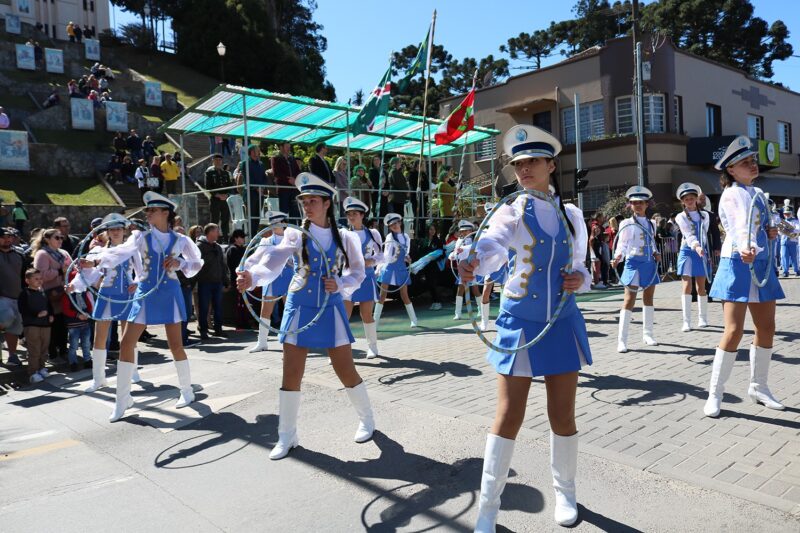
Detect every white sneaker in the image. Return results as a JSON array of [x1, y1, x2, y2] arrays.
[[38, 368, 49, 378], [681, 322, 691, 333], [29, 373, 44, 384], [594, 283, 606, 289], [432, 302, 442, 310], [453, 314, 461, 320]]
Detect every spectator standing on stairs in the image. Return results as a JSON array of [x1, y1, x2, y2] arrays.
[[126, 130, 143, 163], [67, 22, 75, 42], [160, 153, 181, 195], [205, 154, 233, 241], [143, 136, 156, 162], [149, 155, 163, 193]]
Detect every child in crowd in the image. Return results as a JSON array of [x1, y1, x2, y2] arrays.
[[17, 269, 54, 383], [61, 270, 93, 372]]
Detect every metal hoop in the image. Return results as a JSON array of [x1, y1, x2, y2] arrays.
[[463, 188, 574, 355], [69, 219, 167, 305], [64, 260, 133, 321], [239, 222, 332, 336], [611, 217, 660, 291], [746, 191, 776, 288], [449, 231, 481, 288], [376, 238, 412, 294], [241, 235, 290, 304]]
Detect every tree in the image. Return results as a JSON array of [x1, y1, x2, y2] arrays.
[[639, 0, 793, 79], [118, 22, 156, 49], [352, 89, 364, 106], [500, 30, 556, 70]]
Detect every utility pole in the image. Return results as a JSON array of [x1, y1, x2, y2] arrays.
[[632, 0, 649, 187]]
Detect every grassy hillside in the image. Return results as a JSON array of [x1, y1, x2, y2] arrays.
[[0, 175, 116, 206]]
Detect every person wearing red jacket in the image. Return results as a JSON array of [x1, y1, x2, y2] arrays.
[[62, 270, 94, 372]]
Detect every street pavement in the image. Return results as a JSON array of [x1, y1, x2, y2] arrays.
[[1, 278, 799, 532]]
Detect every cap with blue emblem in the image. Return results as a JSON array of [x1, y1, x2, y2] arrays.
[[384, 213, 402, 227], [714, 135, 757, 170], [343, 197, 369, 213], [101, 213, 130, 229], [262, 211, 289, 224], [296, 172, 336, 198], [142, 191, 177, 211], [458, 219, 476, 231], [503, 124, 562, 164], [625, 186, 653, 201], [676, 182, 702, 200]]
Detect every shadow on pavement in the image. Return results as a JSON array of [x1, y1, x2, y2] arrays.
[[578, 372, 743, 407], [357, 355, 482, 386]]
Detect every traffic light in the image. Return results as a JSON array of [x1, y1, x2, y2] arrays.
[[575, 168, 590, 191]]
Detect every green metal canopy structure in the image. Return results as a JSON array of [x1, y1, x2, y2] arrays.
[[158, 84, 499, 157]]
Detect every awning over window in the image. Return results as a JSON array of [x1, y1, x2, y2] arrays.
[[158, 85, 500, 158]]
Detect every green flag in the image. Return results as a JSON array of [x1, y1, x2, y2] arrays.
[[397, 24, 431, 93], [352, 64, 392, 137]]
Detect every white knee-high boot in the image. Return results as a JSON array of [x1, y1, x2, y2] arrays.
[[405, 303, 418, 328], [345, 382, 375, 443], [85, 348, 108, 392], [617, 309, 631, 353], [748, 345, 784, 410], [642, 306, 658, 345], [174, 359, 194, 408], [681, 294, 692, 332], [551, 432, 579, 527], [480, 302, 491, 331], [109, 361, 135, 422], [697, 295, 709, 328], [703, 348, 736, 417], [474, 434, 515, 533], [454, 295, 463, 320], [270, 390, 301, 460], [249, 322, 269, 353], [131, 349, 141, 383], [373, 302, 384, 327], [364, 321, 379, 359]]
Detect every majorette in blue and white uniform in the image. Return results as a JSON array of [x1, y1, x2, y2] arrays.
[[342, 196, 383, 358], [92, 192, 204, 420], [373, 212, 419, 329], [612, 186, 660, 352], [472, 125, 591, 531], [704, 136, 785, 419], [241, 174, 376, 461], [70, 212, 143, 392], [448, 219, 481, 320], [246, 210, 294, 353], [779, 202, 799, 276], [674, 182, 712, 331]]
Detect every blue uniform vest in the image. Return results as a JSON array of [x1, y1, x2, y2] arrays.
[[127, 232, 185, 324], [287, 234, 343, 308]]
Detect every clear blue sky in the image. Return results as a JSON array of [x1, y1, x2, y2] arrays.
[[112, 0, 800, 102]]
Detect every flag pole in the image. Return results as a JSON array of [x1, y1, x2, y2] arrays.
[[375, 53, 393, 220], [456, 70, 478, 188], [345, 99, 351, 177], [415, 10, 436, 231]]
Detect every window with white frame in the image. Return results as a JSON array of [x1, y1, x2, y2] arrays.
[[777, 121, 791, 153], [562, 100, 604, 144], [475, 125, 497, 161], [747, 114, 763, 140], [616, 94, 665, 134], [673, 95, 683, 134]]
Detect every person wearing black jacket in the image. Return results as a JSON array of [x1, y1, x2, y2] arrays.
[[196, 223, 230, 339], [417, 223, 444, 310], [224, 229, 250, 330], [309, 143, 334, 185], [18, 269, 54, 382], [205, 154, 233, 240]]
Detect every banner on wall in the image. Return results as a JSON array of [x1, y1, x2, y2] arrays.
[[85, 39, 100, 61], [16, 0, 31, 15], [5, 15, 21, 34], [144, 81, 162, 107], [0, 130, 30, 171], [45, 48, 64, 74], [105, 101, 128, 132], [15, 44, 35, 70], [71, 98, 95, 130]]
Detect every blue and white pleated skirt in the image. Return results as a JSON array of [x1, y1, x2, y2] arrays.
[[710, 255, 785, 303], [278, 293, 355, 349], [347, 267, 378, 303], [128, 278, 187, 325], [265, 267, 293, 297], [92, 289, 132, 321], [677, 247, 710, 278], [620, 256, 660, 288], [378, 263, 411, 286], [487, 265, 508, 285], [486, 306, 592, 377]]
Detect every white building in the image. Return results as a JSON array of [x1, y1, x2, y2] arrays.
[[2, 0, 110, 40]]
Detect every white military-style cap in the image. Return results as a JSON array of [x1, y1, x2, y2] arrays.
[[296, 172, 336, 198], [384, 213, 402, 227], [714, 135, 757, 170], [676, 182, 702, 200], [101, 213, 130, 229], [142, 191, 177, 211], [458, 219, 476, 231], [343, 197, 369, 213], [625, 185, 653, 201], [503, 124, 562, 164]]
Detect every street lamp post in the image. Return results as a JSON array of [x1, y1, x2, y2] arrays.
[[143, 3, 152, 65], [217, 42, 226, 83]]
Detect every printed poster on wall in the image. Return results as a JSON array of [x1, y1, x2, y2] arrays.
[[71, 98, 95, 130], [5, 15, 21, 34], [105, 101, 128, 132], [45, 48, 64, 74], [15, 44, 35, 70], [144, 81, 162, 107], [0, 130, 30, 171], [16, 0, 31, 15], [85, 39, 101, 61]]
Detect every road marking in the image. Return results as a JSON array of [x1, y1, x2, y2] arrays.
[[0, 439, 80, 462], [0, 430, 57, 444]]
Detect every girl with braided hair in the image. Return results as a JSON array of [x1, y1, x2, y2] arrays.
[[237, 173, 376, 460]]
